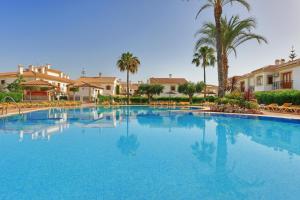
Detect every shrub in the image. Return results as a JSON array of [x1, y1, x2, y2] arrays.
[[98, 95, 112, 103], [225, 91, 243, 101], [0, 92, 23, 102], [255, 90, 300, 105]]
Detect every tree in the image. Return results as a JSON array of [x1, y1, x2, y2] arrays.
[[192, 46, 216, 97], [178, 82, 205, 103], [117, 52, 140, 104], [7, 75, 25, 92], [193, 0, 250, 97], [69, 87, 79, 101], [196, 15, 267, 87], [289, 46, 297, 61], [137, 84, 164, 103]]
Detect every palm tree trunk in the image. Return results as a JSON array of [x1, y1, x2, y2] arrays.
[[222, 51, 229, 90], [203, 63, 207, 98], [214, 1, 225, 97], [127, 70, 129, 105]]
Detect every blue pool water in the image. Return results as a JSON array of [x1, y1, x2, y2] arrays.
[[0, 106, 300, 200]]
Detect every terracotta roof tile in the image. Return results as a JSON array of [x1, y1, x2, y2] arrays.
[[149, 77, 188, 85], [0, 71, 74, 83], [20, 80, 55, 87], [77, 77, 117, 84]]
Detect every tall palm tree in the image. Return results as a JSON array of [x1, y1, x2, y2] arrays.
[[117, 52, 140, 104], [192, 46, 216, 97], [196, 15, 267, 87], [195, 0, 250, 97]]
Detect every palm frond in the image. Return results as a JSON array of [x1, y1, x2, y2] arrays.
[[223, 0, 250, 11]]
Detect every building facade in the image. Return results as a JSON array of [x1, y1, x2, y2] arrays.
[[148, 75, 188, 97], [236, 59, 300, 92], [76, 76, 119, 96], [0, 64, 73, 95]]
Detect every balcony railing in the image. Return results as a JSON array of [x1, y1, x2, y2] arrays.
[[272, 81, 293, 90]]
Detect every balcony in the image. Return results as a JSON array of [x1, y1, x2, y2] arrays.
[[273, 81, 293, 90]]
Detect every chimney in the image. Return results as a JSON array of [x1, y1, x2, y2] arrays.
[[45, 64, 51, 69], [99, 72, 102, 77], [60, 72, 64, 78], [41, 67, 46, 74], [169, 74, 172, 78], [280, 59, 285, 64], [275, 59, 280, 65], [29, 65, 34, 71], [18, 64, 24, 75]]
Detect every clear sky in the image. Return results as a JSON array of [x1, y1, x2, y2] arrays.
[[0, 0, 299, 84]]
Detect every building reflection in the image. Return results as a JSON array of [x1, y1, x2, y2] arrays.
[[0, 107, 300, 160]]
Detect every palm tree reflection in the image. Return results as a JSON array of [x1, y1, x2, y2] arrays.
[[193, 117, 264, 199], [191, 116, 215, 166], [117, 107, 139, 156]]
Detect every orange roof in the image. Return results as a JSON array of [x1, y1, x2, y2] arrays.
[[70, 81, 104, 89], [46, 68, 62, 74], [20, 80, 55, 87], [251, 65, 277, 74], [149, 77, 188, 85], [0, 71, 74, 83], [77, 76, 117, 84]]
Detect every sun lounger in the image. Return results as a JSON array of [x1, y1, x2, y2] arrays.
[[278, 103, 293, 113], [265, 104, 279, 112]]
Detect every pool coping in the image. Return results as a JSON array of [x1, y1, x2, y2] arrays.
[[1, 104, 300, 121]]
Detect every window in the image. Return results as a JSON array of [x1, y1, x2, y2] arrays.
[[171, 85, 176, 91], [240, 81, 245, 92], [267, 76, 273, 85], [106, 85, 111, 90], [256, 76, 263, 86], [1, 80, 5, 85]]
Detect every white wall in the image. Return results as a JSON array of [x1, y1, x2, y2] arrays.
[[75, 87, 103, 101], [159, 84, 181, 97], [293, 66, 300, 90]]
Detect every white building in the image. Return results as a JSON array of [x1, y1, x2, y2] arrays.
[[76, 76, 119, 96], [68, 81, 104, 102], [148, 75, 188, 96], [236, 59, 300, 92], [120, 81, 140, 96], [0, 64, 73, 95]]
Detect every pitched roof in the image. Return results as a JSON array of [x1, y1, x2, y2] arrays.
[[77, 76, 117, 84], [45, 68, 62, 74], [0, 70, 73, 83], [236, 58, 300, 79], [71, 81, 104, 89], [149, 77, 188, 85], [20, 80, 55, 87], [251, 65, 277, 74]]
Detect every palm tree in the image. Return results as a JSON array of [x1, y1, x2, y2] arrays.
[[196, 15, 267, 87], [117, 52, 140, 104], [195, 0, 250, 97], [192, 46, 216, 97]]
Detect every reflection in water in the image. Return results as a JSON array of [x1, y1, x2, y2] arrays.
[[192, 118, 264, 200], [191, 118, 215, 166], [117, 107, 139, 156], [0, 107, 300, 198]]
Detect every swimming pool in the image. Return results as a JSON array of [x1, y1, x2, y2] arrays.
[[0, 106, 300, 200]]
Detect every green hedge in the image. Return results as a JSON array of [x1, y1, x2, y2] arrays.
[[255, 90, 300, 105], [0, 92, 23, 102]]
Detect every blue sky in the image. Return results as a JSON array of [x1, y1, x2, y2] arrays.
[[0, 0, 299, 84]]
